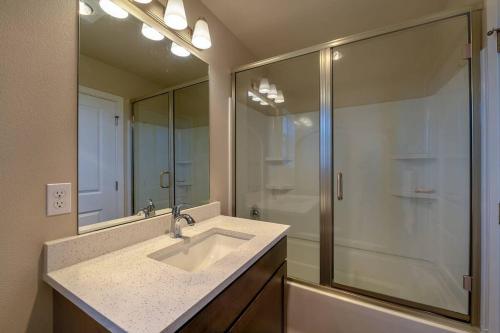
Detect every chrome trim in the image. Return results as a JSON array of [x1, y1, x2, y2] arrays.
[[232, 5, 483, 73], [230, 73, 237, 216], [169, 89, 175, 206], [319, 48, 333, 286], [469, 9, 482, 327]]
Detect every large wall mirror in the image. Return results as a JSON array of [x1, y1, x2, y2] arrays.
[[78, 0, 209, 233]]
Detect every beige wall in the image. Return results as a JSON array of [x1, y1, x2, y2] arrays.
[[0, 1, 253, 332]]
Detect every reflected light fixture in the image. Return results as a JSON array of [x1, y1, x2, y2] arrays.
[[171, 42, 191, 57], [99, 0, 128, 19], [164, 0, 188, 30], [134, 0, 152, 3], [192, 18, 212, 49], [79, 1, 93, 15], [260, 100, 269, 106], [333, 51, 343, 61], [141, 23, 165, 41], [259, 78, 270, 94], [275, 90, 285, 103], [252, 94, 261, 102], [267, 84, 278, 99]]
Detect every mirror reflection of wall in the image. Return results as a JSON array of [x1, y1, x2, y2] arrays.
[[78, 1, 209, 233]]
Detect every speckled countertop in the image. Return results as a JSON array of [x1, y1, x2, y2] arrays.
[[44, 215, 289, 333]]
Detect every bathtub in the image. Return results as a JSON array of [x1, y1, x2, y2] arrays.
[[286, 281, 475, 333]]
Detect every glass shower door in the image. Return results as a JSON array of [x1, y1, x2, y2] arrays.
[[331, 16, 471, 317], [173, 81, 210, 206], [235, 52, 321, 283], [133, 93, 171, 212]]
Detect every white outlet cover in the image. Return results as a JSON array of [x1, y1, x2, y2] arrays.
[[47, 183, 71, 216]]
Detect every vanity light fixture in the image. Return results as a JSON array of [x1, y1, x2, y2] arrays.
[[134, 0, 152, 3], [141, 23, 165, 41], [259, 78, 270, 94], [164, 0, 188, 30], [275, 90, 285, 103], [192, 18, 212, 49], [171, 42, 191, 57], [99, 0, 128, 19], [79, 1, 94, 15], [267, 84, 278, 99]]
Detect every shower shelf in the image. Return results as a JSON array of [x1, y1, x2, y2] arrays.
[[176, 160, 192, 164], [265, 184, 294, 191], [391, 192, 437, 200], [265, 157, 292, 163], [391, 154, 435, 160]]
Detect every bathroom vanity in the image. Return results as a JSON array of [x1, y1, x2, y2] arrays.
[[44, 203, 288, 333]]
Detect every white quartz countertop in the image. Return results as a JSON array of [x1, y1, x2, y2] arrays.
[[44, 215, 289, 333]]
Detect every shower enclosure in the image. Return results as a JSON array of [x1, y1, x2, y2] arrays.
[[132, 80, 210, 213], [233, 8, 481, 323]]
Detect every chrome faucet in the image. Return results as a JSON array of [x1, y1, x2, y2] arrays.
[[142, 199, 156, 218], [170, 205, 196, 238]]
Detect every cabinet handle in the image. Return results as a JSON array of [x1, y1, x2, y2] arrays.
[[337, 172, 343, 201]]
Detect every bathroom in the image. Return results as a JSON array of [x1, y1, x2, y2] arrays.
[[1, 0, 499, 332]]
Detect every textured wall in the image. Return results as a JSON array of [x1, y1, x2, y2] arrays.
[[0, 1, 78, 331], [0, 0, 253, 332]]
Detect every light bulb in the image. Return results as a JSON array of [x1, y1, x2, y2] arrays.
[[141, 23, 164, 41], [99, 0, 128, 19], [260, 100, 269, 106], [267, 84, 278, 99], [192, 18, 212, 49], [259, 78, 270, 94], [134, 0, 152, 3], [333, 51, 343, 61], [79, 1, 93, 15], [164, 0, 188, 30], [275, 90, 285, 103], [171, 42, 190, 57], [251, 95, 261, 102]]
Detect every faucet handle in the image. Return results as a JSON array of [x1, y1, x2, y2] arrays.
[[172, 204, 193, 216], [172, 205, 182, 216]]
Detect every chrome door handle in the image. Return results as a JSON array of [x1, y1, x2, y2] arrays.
[[160, 170, 170, 188], [337, 172, 343, 200]]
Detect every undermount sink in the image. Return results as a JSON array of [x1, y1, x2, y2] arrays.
[[149, 229, 254, 272]]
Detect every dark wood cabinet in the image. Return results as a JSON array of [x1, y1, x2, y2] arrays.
[[54, 237, 287, 333], [229, 264, 286, 333]]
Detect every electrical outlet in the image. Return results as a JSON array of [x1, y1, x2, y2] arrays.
[[47, 183, 71, 216]]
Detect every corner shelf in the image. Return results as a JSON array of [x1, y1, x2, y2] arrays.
[[391, 154, 435, 160], [265, 184, 294, 191], [391, 192, 437, 200], [265, 157, 292, 163], [176, 183, 192, 187]]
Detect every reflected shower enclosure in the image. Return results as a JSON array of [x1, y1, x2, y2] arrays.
[[234, 13, 478, 322]]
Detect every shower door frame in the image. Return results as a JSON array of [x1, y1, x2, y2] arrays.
[[232, 5, 482, 325]]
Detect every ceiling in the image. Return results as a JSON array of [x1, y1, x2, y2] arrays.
[[201, 0, 480, 59], [80, 0, 207, 89]]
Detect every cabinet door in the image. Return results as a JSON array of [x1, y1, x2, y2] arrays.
[[229, 264, 286, 333]]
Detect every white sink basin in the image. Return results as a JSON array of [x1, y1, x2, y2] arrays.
[[149, 229, 254, 272]]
